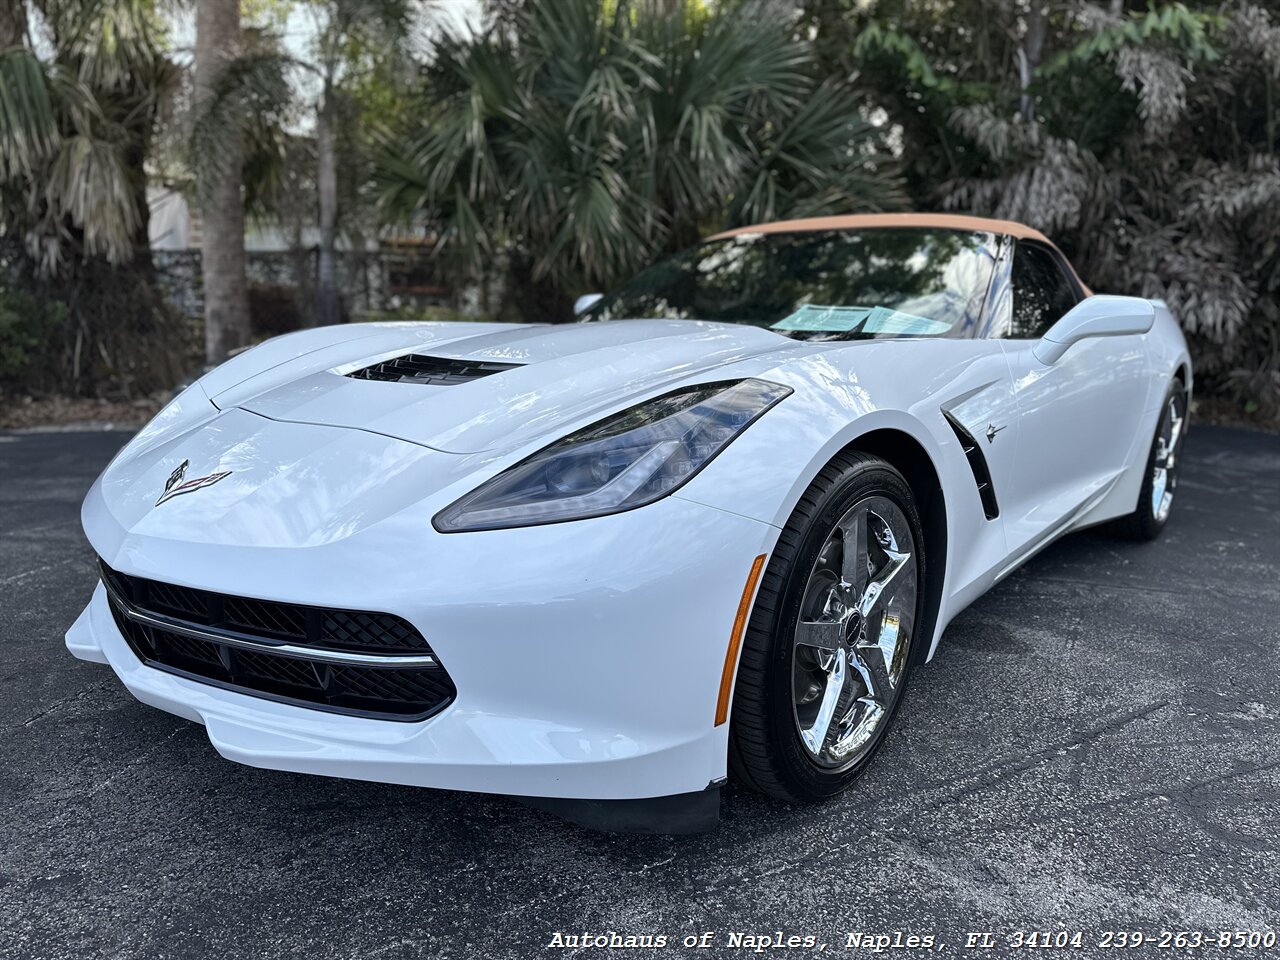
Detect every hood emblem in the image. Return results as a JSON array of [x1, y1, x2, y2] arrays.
[[156, 459, 232, 506], [985, 423, 1006, 444]]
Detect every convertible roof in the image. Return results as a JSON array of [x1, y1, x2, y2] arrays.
[[710, 213, 1059, 243], [708, 213, 1090, 293]]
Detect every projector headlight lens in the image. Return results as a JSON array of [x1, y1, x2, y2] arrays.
[[433, 379, 791, 532]]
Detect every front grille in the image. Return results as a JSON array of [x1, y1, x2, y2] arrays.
[[346, 354, 521, 385], [223, 595, 309, 639], [100, 563, 429, 653], [100, 561, 454, 721]]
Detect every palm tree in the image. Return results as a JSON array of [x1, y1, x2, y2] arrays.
[[374, 0, 904, 322], [196, 0, 251, 364], [0, 0, 182, 396], [192, 0, 413, 328], [1, 0, 164, 271]]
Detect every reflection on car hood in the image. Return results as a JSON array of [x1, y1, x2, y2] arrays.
[[217, 319, 797, 454]]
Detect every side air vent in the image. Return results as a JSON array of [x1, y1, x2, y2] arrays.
[[942, 412, 1000, 520], [347, 354, 522, 385]]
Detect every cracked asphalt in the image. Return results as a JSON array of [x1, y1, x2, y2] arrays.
[[1, 425, 1278, 959]]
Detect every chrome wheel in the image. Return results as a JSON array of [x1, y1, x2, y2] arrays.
[[791, 496, 918, 769], [1151, 393, 1185, 523]]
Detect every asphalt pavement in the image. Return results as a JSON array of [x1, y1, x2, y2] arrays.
[[1, 426, 1278, 959]]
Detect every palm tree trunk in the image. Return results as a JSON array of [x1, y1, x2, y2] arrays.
[[1017, 3, 1047, 122], [315, 79, 341, 326], [289, 216, 313, 326], [196, 0, 251, 364]]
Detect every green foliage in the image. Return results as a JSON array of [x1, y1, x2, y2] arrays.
[[376, 0, 903, 319], [0, 50, 59, 180], [0, 0, 184, 398], [852, 23, 943, 90], [0, 0, 173, 273], [808, 0, 1280, 418], [1042, 3, 1223, 73], [241, 0, 294, 33], [0, 281, 66, 385]]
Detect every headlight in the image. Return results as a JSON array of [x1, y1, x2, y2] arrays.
[[433, 378, 791, 532]]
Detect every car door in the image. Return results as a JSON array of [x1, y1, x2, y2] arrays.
[[993, 241, 1152, 559]]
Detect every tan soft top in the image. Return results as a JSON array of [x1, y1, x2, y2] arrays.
[[709, 213, 1057, 243], [708, 213, 1088, 293]]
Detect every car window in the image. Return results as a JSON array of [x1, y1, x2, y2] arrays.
[[1009, 242, 1078, 338], [582, 228, 999, 341]]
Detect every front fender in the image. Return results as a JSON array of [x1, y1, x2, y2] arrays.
[[675, 338, 1019, 659], [675, 404, 948, 531]]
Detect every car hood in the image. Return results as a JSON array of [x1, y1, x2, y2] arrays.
[[93, 408, 464, 549], [217, 319, 795, 454]]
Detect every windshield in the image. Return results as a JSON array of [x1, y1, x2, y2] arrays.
[[583, 227, 998, 341]]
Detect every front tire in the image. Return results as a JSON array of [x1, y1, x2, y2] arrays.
[[728, 452, 926, 802]]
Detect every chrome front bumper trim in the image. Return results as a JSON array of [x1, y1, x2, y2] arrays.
[[103, 581, 440, 669]]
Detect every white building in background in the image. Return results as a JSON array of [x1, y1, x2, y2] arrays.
[[148, 186, 194, 251]]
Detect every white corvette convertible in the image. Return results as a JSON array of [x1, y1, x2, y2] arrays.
[[67, 214, 1190, 831]]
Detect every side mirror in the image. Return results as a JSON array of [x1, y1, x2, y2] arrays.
[[1033, 295, 1155, 365], [574, 293, 603, 316]]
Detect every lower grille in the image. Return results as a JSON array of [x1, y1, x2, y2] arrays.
[[101, 562, 454, 721]]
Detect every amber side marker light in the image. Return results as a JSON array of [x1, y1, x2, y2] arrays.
[[715, 553, 768, 727]]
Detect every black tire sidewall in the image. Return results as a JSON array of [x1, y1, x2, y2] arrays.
[[1132, 378, 1187, 539], [759, 459, 926, 801]]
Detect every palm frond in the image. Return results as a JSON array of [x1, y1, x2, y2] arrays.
[[53, 0, 166, 93], [375, 0, 904, 299], [730, 81, 904, 226], [189, 48, 295, 203], [0, 50, 59, 180], [45, 130, 140, 262]]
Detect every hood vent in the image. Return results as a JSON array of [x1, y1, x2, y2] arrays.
[[347, 354, 522, 386]]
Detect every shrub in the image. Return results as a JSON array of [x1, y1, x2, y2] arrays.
[[0, 283, 66, 391]]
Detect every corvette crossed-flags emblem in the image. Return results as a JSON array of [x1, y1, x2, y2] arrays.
[[155, 459, 232, 507]]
